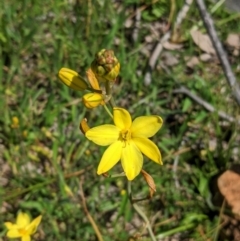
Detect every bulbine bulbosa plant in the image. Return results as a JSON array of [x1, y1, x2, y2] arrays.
[[58, 49, 163, 240]]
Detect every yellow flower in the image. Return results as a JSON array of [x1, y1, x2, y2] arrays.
[[58, 68, 88, 91], [11, 116, 19, 129], [4, 212, 42, 241], [85, 107, 163, 180]]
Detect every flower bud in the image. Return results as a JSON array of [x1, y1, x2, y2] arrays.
[[86, 68, 100, 90], [58, 68, 88, 91], [82, 93, 104, 109], [91, 49, 120, 82]]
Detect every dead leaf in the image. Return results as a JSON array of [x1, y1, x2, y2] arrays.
[[163, 41, 183, 50], [186, 56, 199, 68], [161, 52, 179, 67], [200, 53, 212, 62], [190, 29, 216, 55], [233, 49, 239, 56], [218, 170, 240, 215], [226, 33, 240, 49]]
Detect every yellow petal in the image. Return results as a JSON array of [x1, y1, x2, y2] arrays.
[[4, 222, 15, 229], [86, 68, 100, 90], [86, 125, 120, 146], [82, 93, 104, 109], [25, 215, 42, 235], [16, 212, 30, 227], [133, 137, 162, 164], [6, 229, 21, 238], [121, 141, 143, 180], [131, 116, 163, 138], [22, 235, 31, 241], [97, 141, 122, 174], [58, 68, 88, 91], [113, 108, 132, 130]]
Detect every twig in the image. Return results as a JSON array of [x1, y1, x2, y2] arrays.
[[79, 179, 104, 241], [132, 6, 141, 43], [173, 86, 240, 125], [144, 0, 193, 85], [173, 154, 180, 189], [196, 0, 240, 106], [173, 138, 187, 189]]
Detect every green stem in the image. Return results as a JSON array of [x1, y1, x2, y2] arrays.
[[3, 166, 92, 201], [108, 172, 126, 178], [103, 104, 113, 119], [127, 181, 157, 241], [4, 178, 55, 201], [109, 97, 116, 108], [105, 80, 116, 108], [156, 223, 195, 238], [105, 81, 111, 95]]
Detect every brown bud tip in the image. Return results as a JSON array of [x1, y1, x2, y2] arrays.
[[141, 169, 156, 198], [79, 118, 90, 135]]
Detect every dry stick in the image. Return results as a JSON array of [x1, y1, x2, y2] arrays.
[[79, 180, 104, 241], [196, 0, 240, 106], [173, 155, 180, 189], [132, 6, 141, 43], [144, 0, 193, 85], [173, 86, 240, 125]]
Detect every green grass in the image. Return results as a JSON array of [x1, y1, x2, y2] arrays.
[[1, 0, 240, 240]]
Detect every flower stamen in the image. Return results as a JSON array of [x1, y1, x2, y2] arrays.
[[120, 129, 131, 146]]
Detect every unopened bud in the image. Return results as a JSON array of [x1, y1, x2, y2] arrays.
[[91, 49, 120, 82], [82, 93, 104, 109], [58, 68, 88, 91], [86, 68, 100, 90]]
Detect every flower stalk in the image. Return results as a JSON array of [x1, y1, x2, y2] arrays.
[[127, 181, 157, 241]]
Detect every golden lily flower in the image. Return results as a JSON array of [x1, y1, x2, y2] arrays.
[[85, 107, 163, 180], [4, 212, 42, 241], [58, 68, 88, 91]]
